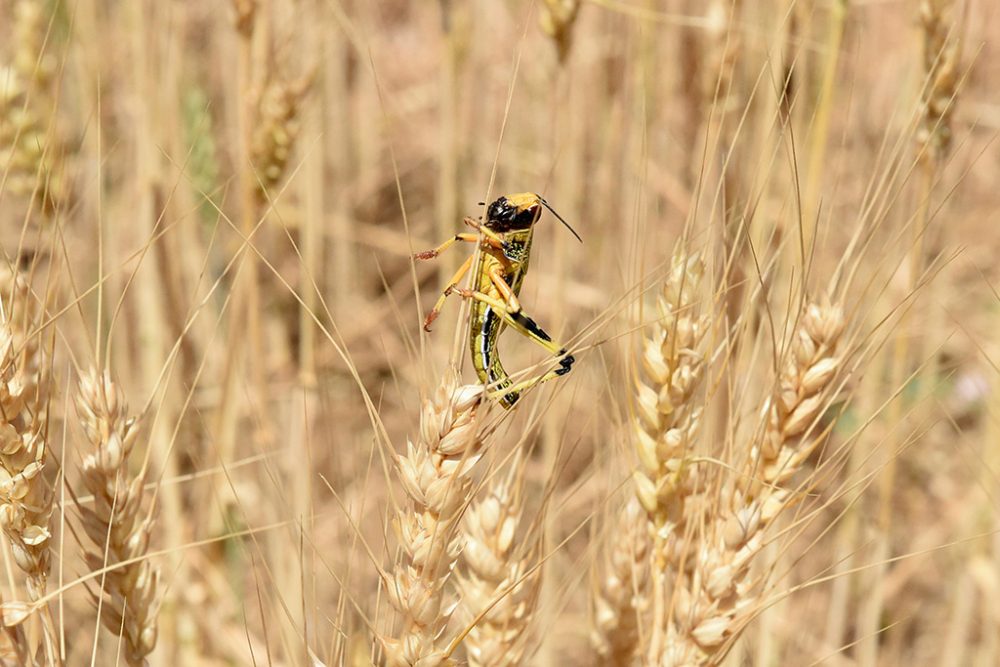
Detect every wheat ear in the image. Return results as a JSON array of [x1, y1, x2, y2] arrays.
[[661, 298, 845, 665], [0, 269, 53, 602], [382, 372, 483, 667], [539, 0, 581, 63], [0, 0, 67, 211], [916, 0, 959, 167], [630, 251, 710, 663], [76, 370, 159, 666], [250, 73, 311, 203], [590, 497, 650, 666], [457, 460, 540, 667]]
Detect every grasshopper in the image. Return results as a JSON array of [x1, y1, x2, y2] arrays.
[[414, 193, 580, 408]]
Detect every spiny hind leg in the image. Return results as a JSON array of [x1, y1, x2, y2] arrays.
[[423, 254, 474, 331], [490, 361, 574, 401], [477, 272, 575, 374], [453, 287, 576, 374], [483, 349, 575, 405]]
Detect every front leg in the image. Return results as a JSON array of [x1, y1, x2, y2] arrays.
[[462, 216, 506, 248], [412, 233, 479, 260]]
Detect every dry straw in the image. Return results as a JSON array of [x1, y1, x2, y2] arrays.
[[75, 370, 159, 667], [383, 372, 483, 667], [457, 462, 540, 667]]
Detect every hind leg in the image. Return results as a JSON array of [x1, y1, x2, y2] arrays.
[[452, 286, 576, 394]]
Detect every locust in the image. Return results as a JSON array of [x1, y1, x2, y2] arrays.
[[414, 192, 580, 408]]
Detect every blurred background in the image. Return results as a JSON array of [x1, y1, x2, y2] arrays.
[[1, 0, 999, 664]]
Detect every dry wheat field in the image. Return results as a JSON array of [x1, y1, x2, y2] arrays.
[[1, 0, 999, 665]]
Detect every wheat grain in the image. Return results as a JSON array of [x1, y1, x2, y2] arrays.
[[0, 590, 28, 666], [382, 371, 483, 667], [75, 369, 159, 667]]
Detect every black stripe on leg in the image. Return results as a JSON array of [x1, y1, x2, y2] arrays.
[[510, 312, 552, 342], [481, 308, 496, 374]]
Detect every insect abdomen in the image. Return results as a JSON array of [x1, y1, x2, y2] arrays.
[[470, 306, 519, 408]]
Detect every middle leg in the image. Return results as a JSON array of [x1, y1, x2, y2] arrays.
[[423, 254, 474, 331]]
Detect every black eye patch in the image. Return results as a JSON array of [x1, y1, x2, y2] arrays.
[[486, 196, 535, 232], [487, 197, 515, 224]]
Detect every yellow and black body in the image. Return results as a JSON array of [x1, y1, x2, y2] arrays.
[[414, 192, 578, 408]]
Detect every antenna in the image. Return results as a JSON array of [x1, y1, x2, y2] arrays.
[[538, 196, 583, 243]]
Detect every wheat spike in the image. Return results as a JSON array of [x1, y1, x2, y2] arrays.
[[0, 269, 52, 602], [76, 370, 159, 666], [382, 372, 484, 667], [590, 497, 650, 666], [0, 0, 68, 212], [661, 298, 845, 665], [457, 462, 540, 667], [916, 0, 960, 166], [250, 74, 311, 203], [630, 250, 711, 664]]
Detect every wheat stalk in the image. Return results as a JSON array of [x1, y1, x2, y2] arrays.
[[75, 369, 159, 667], [382, 371, 484, 667], [660, 298, 846, 666], [457, 461, 540, 667]]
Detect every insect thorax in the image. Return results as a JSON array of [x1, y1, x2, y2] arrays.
[[502, 235, 532, 265]]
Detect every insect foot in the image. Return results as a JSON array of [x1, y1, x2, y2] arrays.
[[556, 351, 575, 376]]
